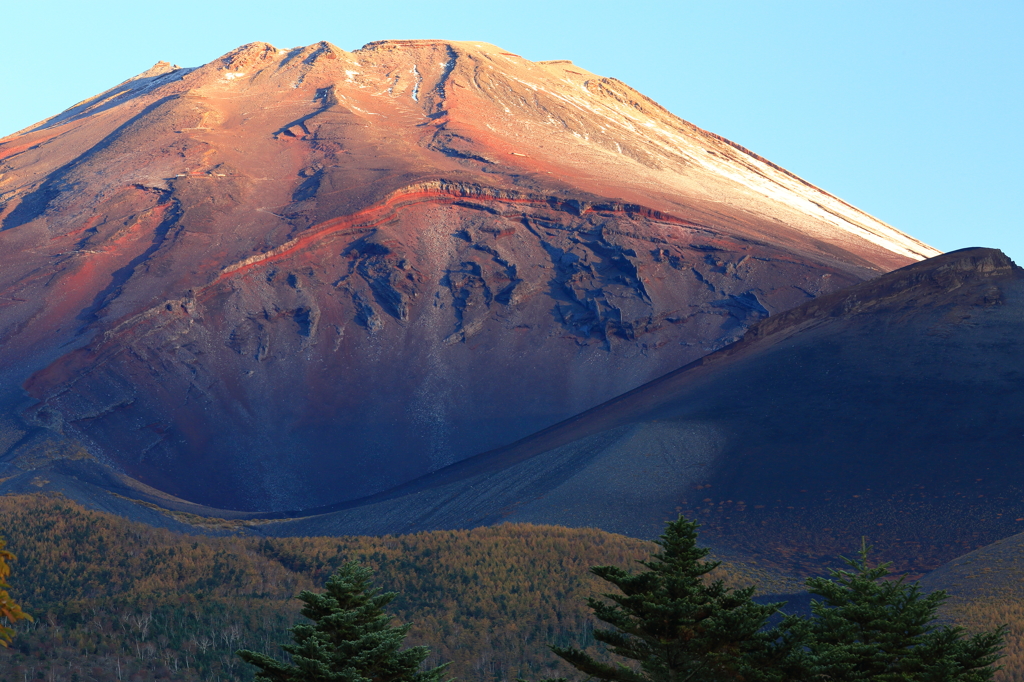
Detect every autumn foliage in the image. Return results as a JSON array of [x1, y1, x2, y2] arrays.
[[0, 494, 793, 682], [0, 535, 31, 647], [0, 493, 1013, 682]]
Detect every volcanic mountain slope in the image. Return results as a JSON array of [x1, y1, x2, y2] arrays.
[[0, 40, 937, 511], [205, 248, 1024, 576]]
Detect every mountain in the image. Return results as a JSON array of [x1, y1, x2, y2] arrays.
[[194, 247, 1021, 576], [0, 40, 936, 511]]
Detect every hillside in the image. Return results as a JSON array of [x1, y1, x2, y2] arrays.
[[0, 40, 935, 512], [921, 530, 1024, 678], [0, 494, 799, 681], [3, 493, 1020, 681]]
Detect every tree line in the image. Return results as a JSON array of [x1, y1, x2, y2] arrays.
[[0, 494, 1013, 681], [0, 494, 770, 681], [237, 516, 1006, 682]]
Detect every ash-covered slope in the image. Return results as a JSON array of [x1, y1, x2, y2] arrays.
[[920, 530, 1024, 604], [255, 248, 1024, 575], [0, 40, 936, 511]]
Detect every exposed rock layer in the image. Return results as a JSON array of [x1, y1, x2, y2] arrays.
[[0, 40, 936, 510]]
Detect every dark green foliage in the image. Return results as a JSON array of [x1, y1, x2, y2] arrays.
[[238, 561, 450, 682], [549, 519, 1006, 682], [547, 515, 790, 682], [798, 541, 1006, 682]]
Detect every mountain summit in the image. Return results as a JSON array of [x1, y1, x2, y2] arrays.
[[0, 41, 937, 510]]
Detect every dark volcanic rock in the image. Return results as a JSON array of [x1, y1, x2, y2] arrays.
[[0, 41, 935, 511], [272, 249, 1024, 575]]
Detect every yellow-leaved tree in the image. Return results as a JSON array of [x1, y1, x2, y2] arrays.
[[0, 536, 31, 646]]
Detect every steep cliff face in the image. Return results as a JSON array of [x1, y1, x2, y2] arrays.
[[0, 41, 937, 510]]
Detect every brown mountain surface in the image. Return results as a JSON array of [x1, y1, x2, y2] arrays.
[[0, 40, 936, 511], [204, 248, 1024, 576]]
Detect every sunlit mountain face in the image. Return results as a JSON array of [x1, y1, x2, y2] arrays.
[[0, 40, 935, 511]]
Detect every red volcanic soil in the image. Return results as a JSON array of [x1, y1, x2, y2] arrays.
[[0, 41, 937, 511]]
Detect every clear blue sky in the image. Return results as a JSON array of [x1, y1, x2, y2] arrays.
[[3, 0, 1021, 263]]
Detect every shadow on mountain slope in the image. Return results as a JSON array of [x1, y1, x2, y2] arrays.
[[248, 248, 1024, 575]]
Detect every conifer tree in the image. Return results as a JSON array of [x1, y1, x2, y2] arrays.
[[237, 561, 450, 682], [799, 541, 1005, 682], [546, 515, 792, 682]]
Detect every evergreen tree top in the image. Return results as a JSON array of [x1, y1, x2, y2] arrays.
[[548, 515, 788, 682], [543, 519, 1007, 682], [238, 561, 450, 682], [801, 540, 1006, 682]]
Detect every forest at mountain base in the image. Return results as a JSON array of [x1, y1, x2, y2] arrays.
[[0, 494, 1018, 681]]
